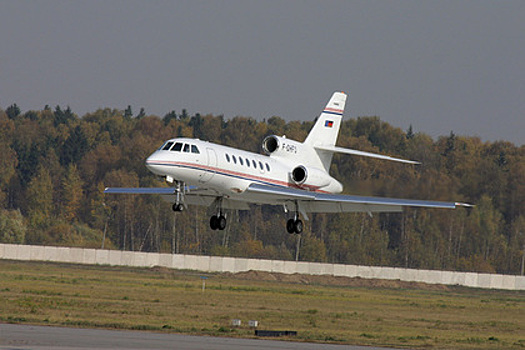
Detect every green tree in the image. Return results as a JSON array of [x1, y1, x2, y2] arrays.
[[0, 140, 18, 206], [26, 165, 54, 237], [124, 105, 133, 119], [6, 104, 21, 119], [300, 233, 327, 262], [60, 124, 89, 166], [61, 164, 84, 222], [0, 209, 26, 243]]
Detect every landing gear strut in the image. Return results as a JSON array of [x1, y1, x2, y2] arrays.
[[172, 181, 186, 212]]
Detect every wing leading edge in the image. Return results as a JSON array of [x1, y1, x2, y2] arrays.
[[104, 187, 177, 195]]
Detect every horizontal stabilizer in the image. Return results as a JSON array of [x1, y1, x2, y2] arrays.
[[315, 145, 420, 165]]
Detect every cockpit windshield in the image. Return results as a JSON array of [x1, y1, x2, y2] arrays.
[[171, 142, 183, 152], [161, 141, 174, 151]]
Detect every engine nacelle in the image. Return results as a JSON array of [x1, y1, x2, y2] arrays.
[[262, 135, 303, 158], [290, 165, 332, 190]]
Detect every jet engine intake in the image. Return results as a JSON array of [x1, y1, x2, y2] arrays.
[[262, 135, 280, 154], [262, 135, 303, 157], [291, 165, 307, 184], [290, 165, 332, 190]]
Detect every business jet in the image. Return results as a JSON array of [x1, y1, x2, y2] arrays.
[[105, 92, 470, 233]]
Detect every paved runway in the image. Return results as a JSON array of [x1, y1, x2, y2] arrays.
[[0, 324, 394, 350]]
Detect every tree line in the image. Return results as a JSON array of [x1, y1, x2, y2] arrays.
[[0, 103, 524, 275]]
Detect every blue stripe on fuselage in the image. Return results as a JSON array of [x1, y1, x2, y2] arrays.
[[146, 162, 286, 188]]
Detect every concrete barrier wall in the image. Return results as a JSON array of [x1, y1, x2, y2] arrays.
[[1, 243, 524, 291]]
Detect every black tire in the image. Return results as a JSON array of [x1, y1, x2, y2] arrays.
[[286, 219, 296, 234], [172, 203, 183, 212], [217, 215, 227, 230], [210, 215, 218, 230], [294, 219, 303, 234]]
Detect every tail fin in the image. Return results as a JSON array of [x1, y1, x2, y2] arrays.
[[304, 92, 347, 170], [304, 92, 347, 147]]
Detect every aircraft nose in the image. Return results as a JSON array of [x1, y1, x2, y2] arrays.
[[145, 151, 164, 175]]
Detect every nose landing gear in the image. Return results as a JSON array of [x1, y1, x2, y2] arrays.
[[172, 203, 184, 212], [171, 181, 186, 212]]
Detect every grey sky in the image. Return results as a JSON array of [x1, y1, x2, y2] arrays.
[[1, 1, 524, 145]]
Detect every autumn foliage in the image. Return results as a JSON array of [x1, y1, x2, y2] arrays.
[[1, 104, 524, 274]]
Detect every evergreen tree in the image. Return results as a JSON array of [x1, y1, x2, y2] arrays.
[[124, 105, 133, 119], [6, 104, 21, 119], [163, 110, 177, 125], [60, 125, 88, 166]]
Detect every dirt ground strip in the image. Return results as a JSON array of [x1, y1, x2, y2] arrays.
[[224, 270, 451, 291]]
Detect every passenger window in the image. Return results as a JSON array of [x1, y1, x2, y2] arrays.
[[183, 144, 190, 152], [246, 158, 250, 167], [259, 161, 263, 170], [266, 163, 270, 172], [252, 160, 257, 168], [171, 142, 183, 152], [239, 158, 244, 166], [191, 145, 200, 154], [232, 155, 237, 164], [226, 154, 230, 162], [162, 141, 174, 151]]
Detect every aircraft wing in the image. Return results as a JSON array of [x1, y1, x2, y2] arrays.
[[244, 183, 470, 213], [104, 186, 252, 210], [104, 187, 182, 195], [105, 184, 471, 213]]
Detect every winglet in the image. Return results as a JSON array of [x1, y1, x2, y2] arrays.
[[455, 202, 475, 208]]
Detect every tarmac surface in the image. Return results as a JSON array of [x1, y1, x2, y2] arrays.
[[0, 324, 395, 350]]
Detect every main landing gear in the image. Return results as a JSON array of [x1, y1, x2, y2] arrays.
[[209, 197, 227, 231], [210, 214, 226, 231], [286, 217, 303, 234], [286, 202, 303, 234]]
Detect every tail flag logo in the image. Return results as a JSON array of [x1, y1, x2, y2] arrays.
[[325, 120, 334, 128]]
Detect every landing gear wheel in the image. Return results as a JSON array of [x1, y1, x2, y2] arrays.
[[210, 215, 218, 230], [294, 219, 303, 234], [172, 203, 184, 212], [210, 215, 227, 231], [217, 215, 226, 230], [287, 219, 296, 234], [287, 219, 303, 234]]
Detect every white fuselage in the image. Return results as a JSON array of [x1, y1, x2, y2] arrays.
[[145, 138, 343, 196]]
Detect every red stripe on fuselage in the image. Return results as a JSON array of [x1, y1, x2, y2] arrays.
[[146, 160, 330, 194]]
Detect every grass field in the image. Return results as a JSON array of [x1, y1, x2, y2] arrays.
[[0, 259, 524, 349]]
